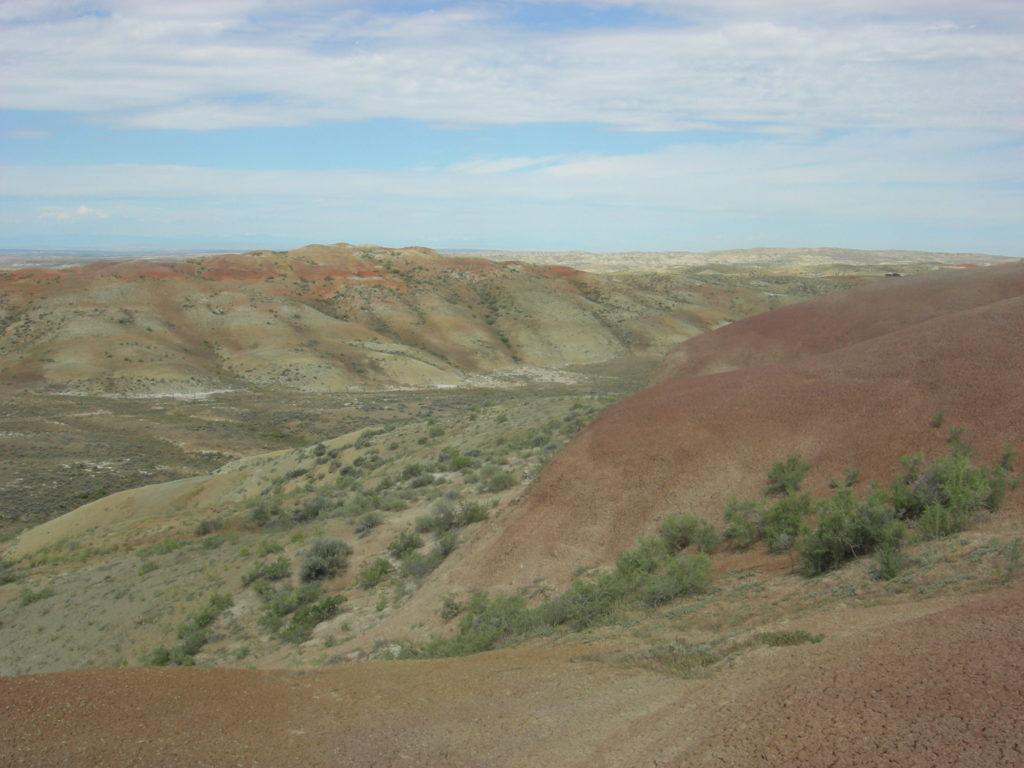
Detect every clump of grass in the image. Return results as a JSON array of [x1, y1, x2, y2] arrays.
[[139, 538, 183, 557], [19, 585, 55, 606], [757, 629, 824, 647]]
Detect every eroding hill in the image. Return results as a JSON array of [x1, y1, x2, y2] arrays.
[[0, 243, 785, 394]]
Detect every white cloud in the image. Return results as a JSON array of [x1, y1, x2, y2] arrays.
[[4, 129, 51, 138], [0, 1, 1021, 133], [39, 205, 110, 222], [6, 129, 1020, 226]]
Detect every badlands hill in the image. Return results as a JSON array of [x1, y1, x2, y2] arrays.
[[454, 261, 1024, 590], [458, 246, 1012, 272], [2, 260, 1023, 766], [0, 243, 783, 394]]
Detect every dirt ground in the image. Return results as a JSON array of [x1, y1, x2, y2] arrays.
[[2, 585, 1021, 767]]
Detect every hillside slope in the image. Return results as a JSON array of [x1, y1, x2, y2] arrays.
[[0, 243, 782, 394], [451, 262, 1024, 591]]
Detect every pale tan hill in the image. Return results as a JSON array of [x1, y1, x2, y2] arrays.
[[456, 246, 1014, 272], [0, 242, 794, 394], [449, 262, 1024, 592]]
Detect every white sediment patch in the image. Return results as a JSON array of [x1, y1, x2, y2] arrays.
[[46, 388, 241, 401]]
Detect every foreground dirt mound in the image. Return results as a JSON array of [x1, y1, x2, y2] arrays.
[[454, 263, 1024, 590], [3, 587, 1021, 767]]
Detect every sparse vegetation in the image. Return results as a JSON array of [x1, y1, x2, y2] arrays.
[[398, 534, 712, 659], [716, 433, 1017, 581], [143, 592, 233, 666]]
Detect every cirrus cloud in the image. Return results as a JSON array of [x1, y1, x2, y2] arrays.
[[0, 1, 1021, 134]]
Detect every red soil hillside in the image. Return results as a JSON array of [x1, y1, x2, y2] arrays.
[[655, 260, 1024, 381], [454, 262, 1024, 591]]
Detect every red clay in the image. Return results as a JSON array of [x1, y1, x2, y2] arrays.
[[460, 263, 1024, 591]]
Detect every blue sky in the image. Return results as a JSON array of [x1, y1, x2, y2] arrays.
[[1, 0, 1022, 255]]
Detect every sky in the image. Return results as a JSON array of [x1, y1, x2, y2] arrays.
[[1, 0, 1022, 255]]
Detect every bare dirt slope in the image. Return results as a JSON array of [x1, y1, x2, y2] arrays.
[[450, 262, 1024, 591], [655, 260, 1024, 381], [3, 586, 1021, 767]]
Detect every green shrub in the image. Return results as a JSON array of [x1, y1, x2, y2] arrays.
[[146, 592, 233, 666], [829, 466, 860, 489], [635, 553, 712, 608], [257, 539, 284, 555], [415, 500, 458, 534], [293, 494, 331, 522], [660, 513, 721, 554], [299, 538, 351, 582], [357, 557, 392, 589], [353, 512, 382, 536], [478, 464, 517, 493], [762, 492, 810, 552], [399, 549, 444, 579], [457, 501, 489, 526], [873, 536, 907, 580], [249, 498, 282, 527], [279, 595, 345, 643], [400, 532, 457, 580], [439, 593, 463, 621], [765, 454, 810, 497], [723, 498, 764, 548], [798, 487, 901, 575], [242, 556, 291, 586], [194, 517, 225, 536], [387, 529, 423, 558]]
